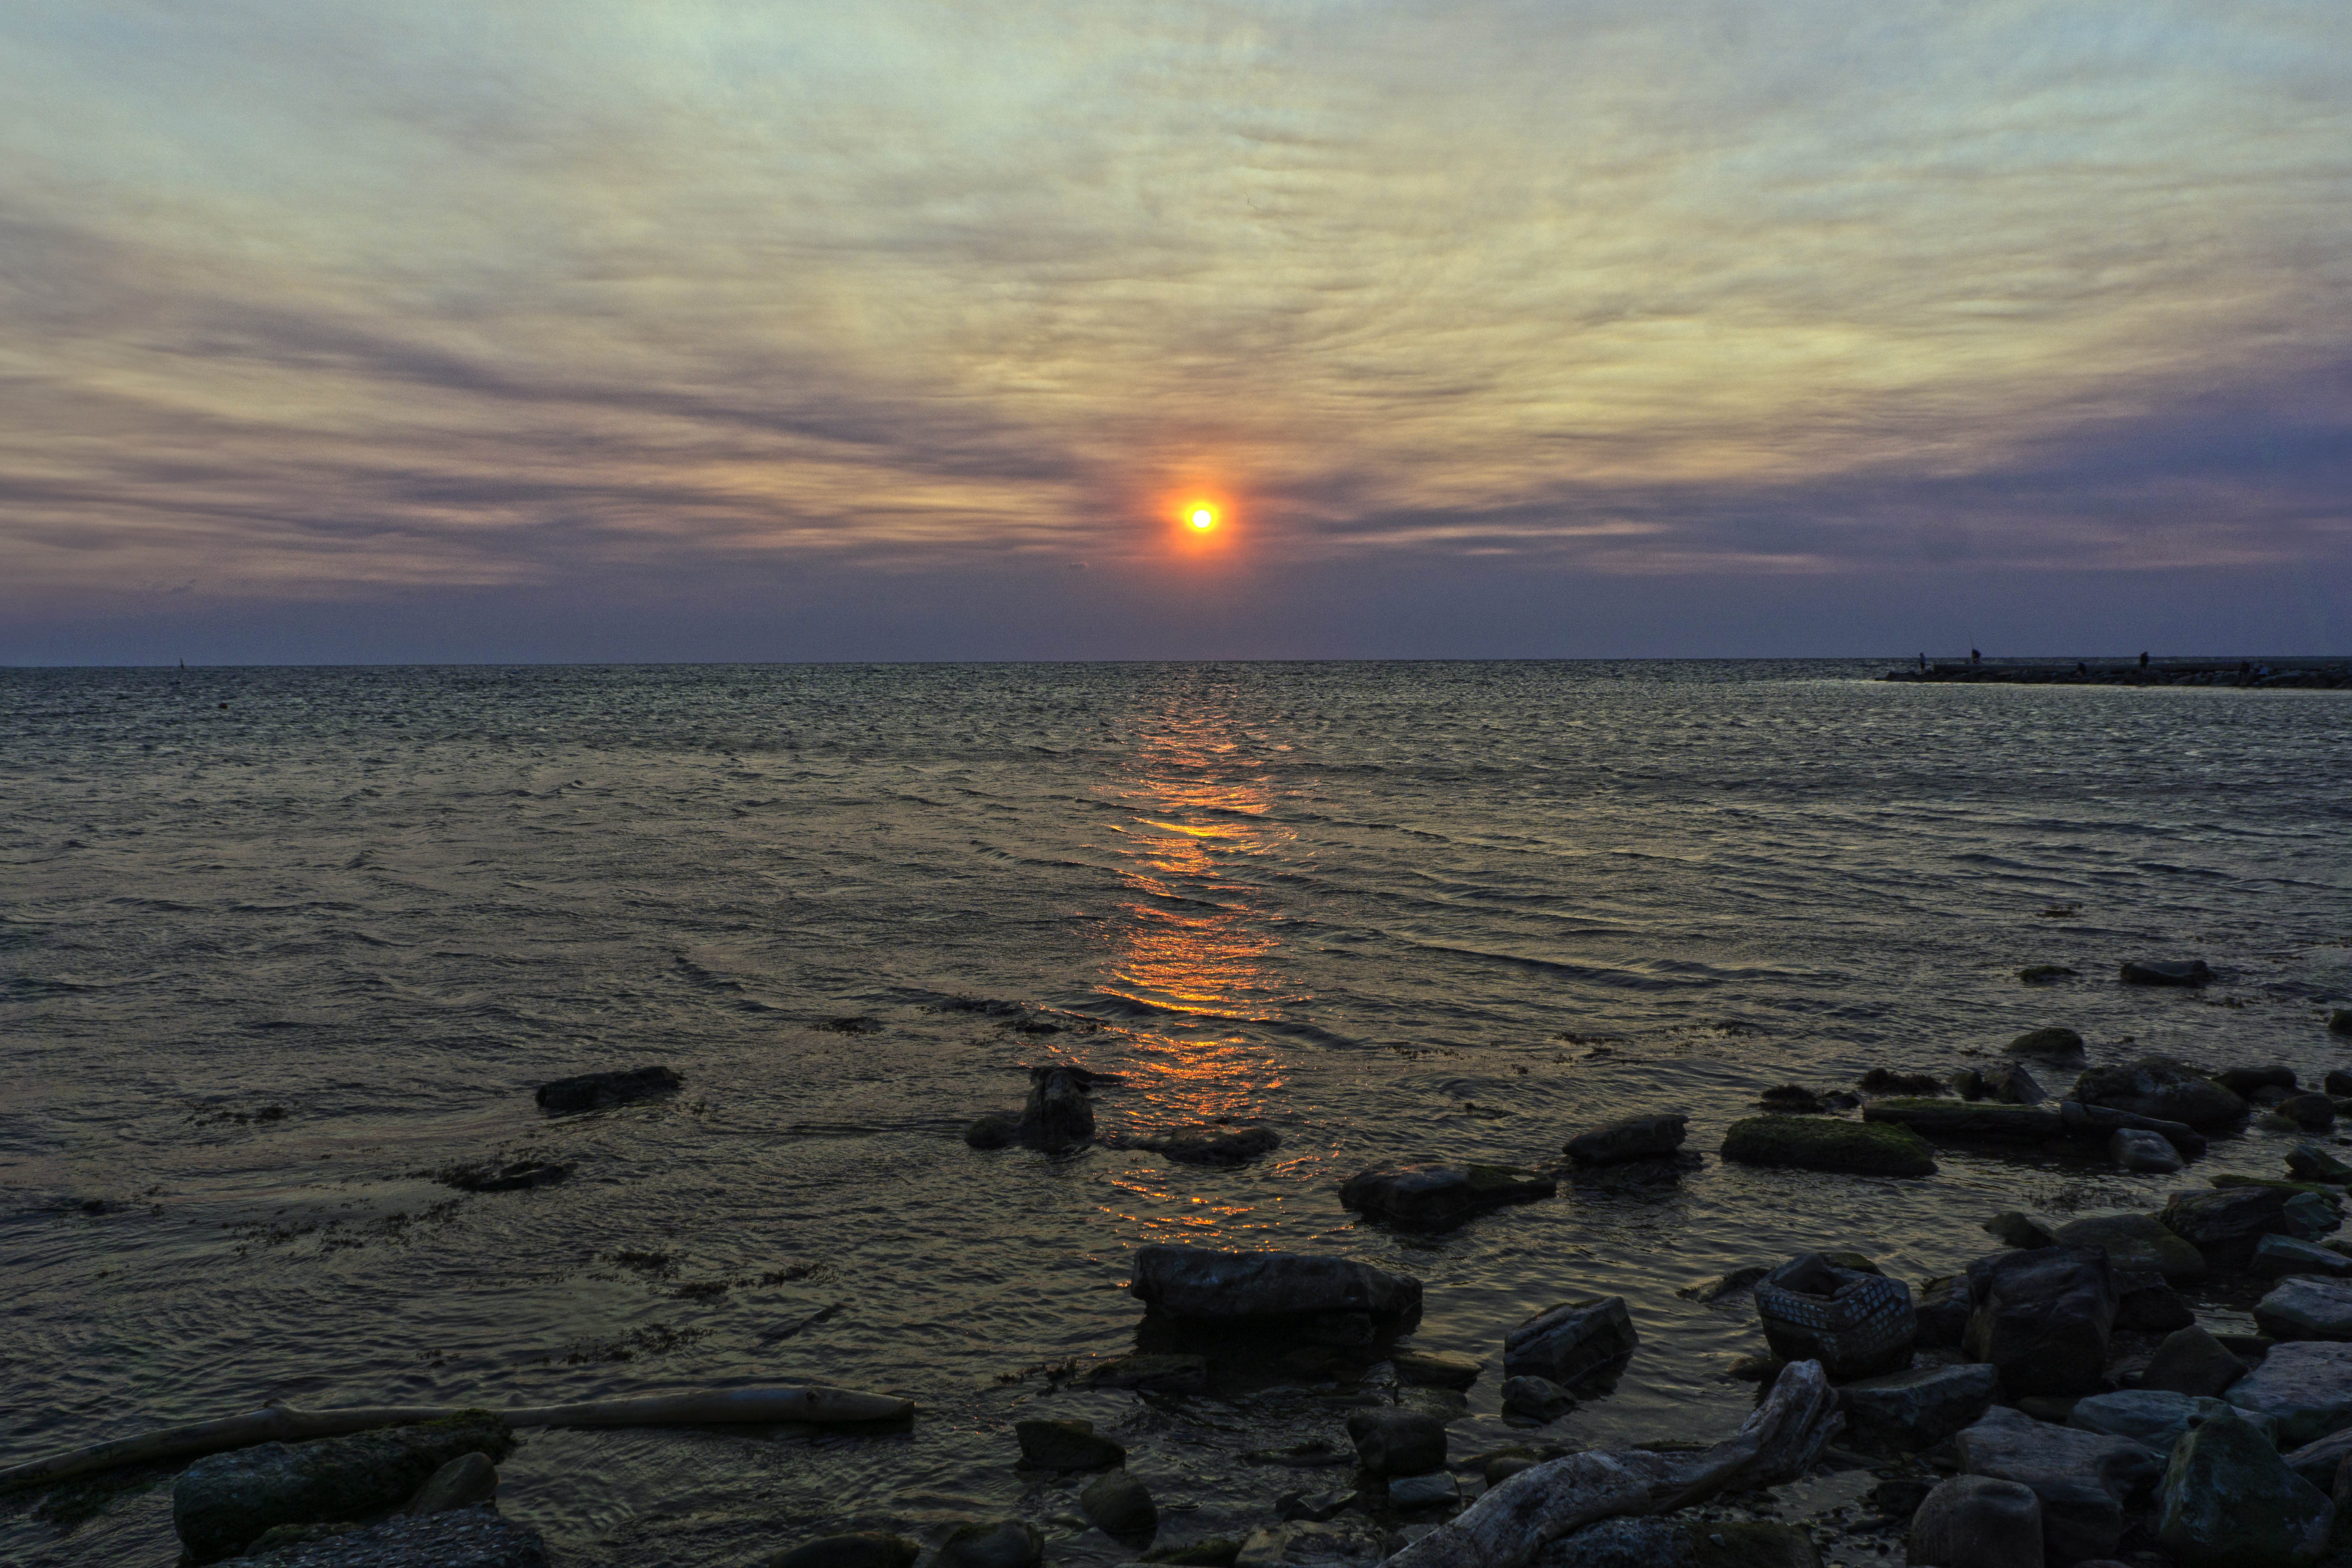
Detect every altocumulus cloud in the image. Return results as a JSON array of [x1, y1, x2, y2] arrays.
[[1, 0, 2348, 646]]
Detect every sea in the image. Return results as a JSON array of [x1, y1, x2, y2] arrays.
[[4, 660, 2348, 1566]]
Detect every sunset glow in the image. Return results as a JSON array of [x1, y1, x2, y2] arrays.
[[1189, 508, 1216, 531]]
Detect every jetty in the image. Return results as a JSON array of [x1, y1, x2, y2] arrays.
[[1884, 658, 2351, 689]]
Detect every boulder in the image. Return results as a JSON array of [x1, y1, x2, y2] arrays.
[[1385, 1472, 1458, 1512], [1393, 1350, 1482, 1389], [1564, 1113, 1689, 1166], [1905, 1475, 2042, 1568], [2111, 1128, 2183, 1173], [2215, 1066, 2299, 1097], [1963, 1246, 2117, 1397], [771, 1535, 923, 1568], [1129, 1247, 1423, 1338], [2139, 1326, 2250, 1399], [1503, 1297, 1639, 1384], [1501, 1375, 1576, 1422], [2009, 1027, 2089, 1066], [2155, 1409, 2334, 1567], [1014, 1419, 1124, 1470], [936, 1521, 1044, 1568], [2074, 1057, 2247, 1128], [1233, 1518, 1397, 1568], [534, 1065, 680, 1113], [2288, 1144, 2352, 1185], [1953, 1406, 2163, 1562], [1080, 1470, 1158, 1536], [2277, 1093, 2337, 1132], [2331, 1068, 2352, 1094], [2113, 1272, 2195, 1332], [2120, 959, 2214, 986], [1337, 1164, 1556, 1230], [233, 1511, 548, 1567], [1951, 1068, 1986, 1101], [2052, 1213, 2207, 1281], [1017, 1066, 1094, 1151], [1718, 1116, 1935, 1177], [1344, 1408, 1445, 1476], [1983, 1062, 2048, 1106], [2256, 1277, 2352, 1342], [173, 1411, 514, 1562], [1837, 1363, 1999, 1448], [1984, 1211, 2059, 1249], [1136, 1126, 1281, 1165], [1857, 1069, 1946, 1096], [2283, 1427, 2352, 1493], [2162, 1187, 2328, 1267], [1758, 1085, 1825, 1113], [1754, 1254, 1916, 1379], [404, 1451, 498, 1515], [2225, 1341, 2352, 1446], [1860, 1099, 2063, 1142], [2256, 1236, 2352, 1279], [1916, 1275, 1974, 1346], [2070, 1390, 2262, 1455], [2058, 1098, 2207, 1155], [964, 1112, 1021, 1149]]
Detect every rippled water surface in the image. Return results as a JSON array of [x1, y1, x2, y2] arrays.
[[4, 661, 2349, 1564]]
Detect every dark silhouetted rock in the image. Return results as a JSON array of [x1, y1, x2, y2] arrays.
[[2156, 1408, 2333, 1567], [1501, 1375, 1577, 1423], [2223, 1340, 2352, 1446], [436, 1157, 572, 1193], [1144, 1540, 1241, 1565], [2017, 966, 2079, 984], [1757, 1085, 1824, 1113], [1839, 1363, 1999, 1448], [2058, 1098, 2207, 1155], [2277, 1093, 2337, 1132], [2054, 1212, 2207, 1280], [2162, 1186, 2326, 1266], [2121, 959, 2213, 986], [1136, 1126, 1281, 1165], [2114, 1271, 2195, 1332], [2111, 1128, 2183, 1172], [1338, 1164, 1556, 1230], [1858, 1069, 1945, 1097], [238, 1511, 547, 1567], [936, 1520, 1044, 1568], [2141, 1326, 2251, 1399], [1916, 1275, 1974, 1347], [404, 1451, 498, 1515], [2009, 1026, 2088, 1065], [1014, 1419, 1124, 1470], [1081, 1469, 1159, 1537], [1754, 1253, 1915, 1379], [2333, 1011, 2352, 1038], [1129, 1246, 1422, 1339], [534, 1065, 680, 1114], [1564, 1113, 1689, 1165], [770, 1534, 922, 1568], [1503, 1297, 1639, 1385], [1017, 1066, 1094, 1151], [964, 1112, 1020, 1148], [1862, 1098, 2062, 1142], [1393, 1350, 1481, 1389], [2215, 1066, 2298, 1097], [1952, 1406, 2162, 1562], [2075, 1057, 2246, 1128], [1983, 1062, 2048, 1106], [1963, 1246, 2116, 1397], [1985, 1211, 2059, 1249], [1950, 1068, 1986, 1101], [2288, 1144, 2352, 1185], [1906, 1475, 2041, 1568], [1719, 1116, 1935, 1176]]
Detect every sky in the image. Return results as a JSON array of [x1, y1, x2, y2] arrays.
[[2, 1, 2348, 663]]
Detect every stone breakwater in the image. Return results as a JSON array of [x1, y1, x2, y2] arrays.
[[1883, 659, 2352, 689]]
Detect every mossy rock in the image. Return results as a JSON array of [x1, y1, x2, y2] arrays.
[[1862, 1098, 2064, 1143], [1719, 1116, 1935, 1177]]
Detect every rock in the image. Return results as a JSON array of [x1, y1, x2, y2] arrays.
[[1128, 1247, 1423, 1338], [1136, 1126, 1281, 1166], [2256, 1277, 2352, 1342], [1144, 1540, 1241, 1566], [1561, 1152, 1699, 1190], [1275, 1490, 1357, 1524], [2155, 1408, 2334, 1567], [1085, 1353, 1209, 1392], [770, 1535, 923, 1568], [1917, 1275, 1974, 1346], [936, 1520, 1044, 1568], [2288, 1144, 2352, 1184], [1014, 1419, 1124, 1470], [2257, 1236, 2352, 1278], [1905, 1475, 2042, 1568], [235, 1511, 548, 1567], [1017, 1066, 1094, 1151], [2225, 1341, 2352, 1446], [1758, 1085, 1824, 1113], [1984, 1211, 2058, 1249], [1983, 1062, 2048, 1106], [2211, 1179, 2348, 1214], [2009, 1026, 2089, 1065], [1754, 1253, 1916, 1379], [2331, 1068, 2352, 1094], [964, 1112, 1020, 1149], [534, 1065, 680, 1113], [1344, 1408, 1445, 1476], [1718, 1116, 1936, 1177], [2114, 1271, 2195, 1332], [2140, 1326, 2251, 1399], [1564, 1113, 1689, 1165], [173, 1411, 514, 1562], [2018, 966, 2079, 984], [2277, 1093, 2338, 1132], [1500, 1375, 1577, 1423], [2335, 1012, 2352, 1038], [1233, 1517, 1397, 1568], [1386, 1472, 1458, 1512], [2162, 1187, 2326, 1266], [2215, 1067, 2299, 1096], [1837, 1363, 1999, 1448], [1337, 1164, 1556, 1230], [1951, 1068, 1986, 1100], [1963, 1246, 2116, 1397], [1393, 1350, 1481, 1389], [2121, 959, 2214, 986], [2053, 1212, 2207, 1280], [436, 1158, 571, 1193], [404, 1451, 498, 1515], [1503, 1297, 1640, 1384], [1081, 1470, 1159, 1537], [1858, 1069, 1946, 1096], [2075, 1057, 2248, 1128], [2070, 1390, 2262, 1455], [2058, 1099, 2208, 1155], [1861, 1097, 2065, 1141], [2283, 1428, 2352, 1493], [1952, 1406, 2163, 1562], [2111, 1128, 2183, 1172], [1677, 1265, 1769, 1303], [1533, 1517, 1697, 1568]]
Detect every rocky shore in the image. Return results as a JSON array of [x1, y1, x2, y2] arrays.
[[1881, 660, 2352, 689]]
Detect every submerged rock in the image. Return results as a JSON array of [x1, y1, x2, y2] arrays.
[[2017, 966, 2079, 984], [1857, 1069, 1946, 1097], [769, 1535, 923, 1568], [1393, 1350, 1482, 1389], [1838, 1363, 1999, 1448], [1718, 1116, 1935, 1177], [1128, 1246, 1423, 1338], [1016, 1066, 1094, 1152], [1085, 1352, 1208, 1392], [2052, 1212, 2206, 1280], [1756, 1085, 1825, 1113], [1952, 1406, 2162, 1562], [1906, 1476, 2042, 1568], [534, 1064, 680, 1114], [2155, 1409, 2333, 1567], [1500, 1375, 1577, 1423], [1860, 1098, 2063, 1142], [1135, 1126, 1281, 1166], [963, 1112, 1021, 1149], [1983, 1211, 2059, 1249], [2008, 1026, 2088, 1065], [1014, 1418, 1124, 1470], [1677, 1265, 1770, 1303], [1503, 1297, 1639, 1385], [2255, 1276, 2352, 1342], [1337, 1163, 1556, 1230], [173, 1411, 514, 1562], [2224, 1341, 2352, 1446], [2074, 1057, 2246, 1128], [1963, 1246, 2116, 1397], [2121, 958, 2215, 985], [2139, 1325, 2251, 1399], [1754, 1253, 1915, 1379], [1563, 1113, 1689, 1165], [436, 1158, 571, 1193], [238, 1511, 548, 1568]]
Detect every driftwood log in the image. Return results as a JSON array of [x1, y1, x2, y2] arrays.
[[0, 1384, 913, 1493], [1380, 1359, 1842, 1568]]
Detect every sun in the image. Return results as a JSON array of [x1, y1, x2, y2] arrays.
[[1189, 507, 1217, 531]]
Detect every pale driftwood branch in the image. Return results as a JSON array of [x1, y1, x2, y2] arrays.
[[0, 1385, 914, 1493], [1379, 1359, 1842, 1568]]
